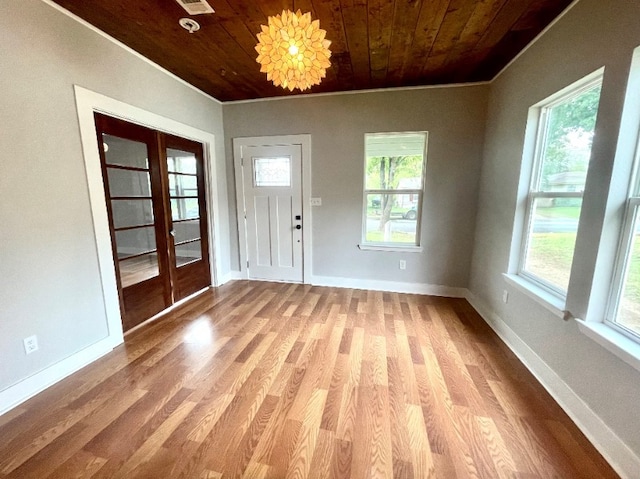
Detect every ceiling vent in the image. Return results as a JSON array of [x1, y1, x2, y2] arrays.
[[175, 0, 214, 15]]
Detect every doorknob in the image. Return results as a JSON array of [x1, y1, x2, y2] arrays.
[[295, 225, 302, 230]]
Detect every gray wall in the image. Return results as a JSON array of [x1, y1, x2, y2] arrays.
[[224, 86, 489, 286], [0, 0, 227, 391], [470, 0, 640, 458]]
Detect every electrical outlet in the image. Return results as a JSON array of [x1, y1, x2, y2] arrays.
[[502, 290, 509, 304], [310, 197, 322, 206], [23, 335, 38, 355], [399, 260, 406, 270]]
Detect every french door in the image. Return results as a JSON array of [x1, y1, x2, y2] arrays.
[[94, 113, 210, 331]]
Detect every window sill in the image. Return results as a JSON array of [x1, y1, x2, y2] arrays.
[[577, 321, 640, 373], [502, 273, 565, 319], [358, 244, 423, 253]]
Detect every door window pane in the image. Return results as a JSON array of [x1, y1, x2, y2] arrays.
[[111, 199, 154, 228], [524, 198, 582, 292], [107, 168, 152, 197], [169, 173, 198, 196], [114, 227, 157, 259], [365, 193, 418, 244], [119, 253, 159, 287], [167, 150, 197, 174], [171, 198, 199, 221], [253, 157, 291, 187], [102, 134, 149, 169], [175, 241, 202, 267], [173, 220, 200, 244]]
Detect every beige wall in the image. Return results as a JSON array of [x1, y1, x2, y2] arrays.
[[224, 85, 489, 286], [0, 1, 227, 392], [470, 0, 640, 465]]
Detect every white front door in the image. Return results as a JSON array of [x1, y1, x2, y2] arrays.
[[238, 143, 303, 282]]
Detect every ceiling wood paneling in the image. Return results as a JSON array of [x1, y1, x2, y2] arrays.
[[50, 0, 574, 101]]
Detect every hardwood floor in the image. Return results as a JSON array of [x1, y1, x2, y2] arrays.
[[0, 281, 619, 478]]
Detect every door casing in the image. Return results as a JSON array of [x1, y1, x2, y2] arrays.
[[233, 135, 312, 284], [75, 86, 222, 346]]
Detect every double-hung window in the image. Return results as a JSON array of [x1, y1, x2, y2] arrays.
[[519, 75, 602, 296], [362, 132, 427, 248], [607, 122, 640, 341]]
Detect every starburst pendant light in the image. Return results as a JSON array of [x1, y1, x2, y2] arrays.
[[255, 9, 332, 92]]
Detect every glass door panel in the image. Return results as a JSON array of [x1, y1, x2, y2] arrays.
[[103, 134, 149, 169], [110, 199, 154, 229], [169, 173, 197, 195], [173, 220, 200, 243], [107, 168, 152, 197], [119, 254, 160, 288], [115, 227, 157, 259], [170, 198, 199, 221], [167, 150, 197, 173], [175, 241, 202, 267], [166, 148, 202, 268]]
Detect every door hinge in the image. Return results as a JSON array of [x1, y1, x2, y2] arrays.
[[246, 260, 249, 268]]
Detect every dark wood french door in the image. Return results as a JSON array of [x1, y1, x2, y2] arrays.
[[94, 113, 211, 332]]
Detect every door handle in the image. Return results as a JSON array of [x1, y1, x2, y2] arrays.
[[169, 230, 176, 237], [295, 225, 302, 230]]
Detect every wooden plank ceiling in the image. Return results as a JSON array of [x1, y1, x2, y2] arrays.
[[51, 0, 574, 102]]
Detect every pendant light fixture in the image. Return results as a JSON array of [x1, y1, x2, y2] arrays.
[[255, 10, 332, 92]]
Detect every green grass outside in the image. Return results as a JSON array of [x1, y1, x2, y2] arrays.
[[531, 232, 640, 304], [535, 206, 581, 219], [622, 238, 640, 304], [366, 230, 415, 243], [529, 233, 575, 268]]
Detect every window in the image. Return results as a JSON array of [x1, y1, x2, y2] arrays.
[[519, 76, 602, 296], [607, 132, 640, 343], [362, 132, 427, 248]]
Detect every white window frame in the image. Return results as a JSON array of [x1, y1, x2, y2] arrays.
[[518, 74, 603, 299], [360, 131, 428, 251], [605, 129, 640, 343]]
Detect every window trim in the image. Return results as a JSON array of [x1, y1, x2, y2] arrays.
[[604, 155, 640, 343], [360, 131, 428, 249], [517, 73, 603, 298]]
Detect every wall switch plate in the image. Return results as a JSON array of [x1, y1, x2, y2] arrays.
[[502, 290, 509, 303], [23, 335, 38, 354], [310, 197, 322, 206], [399, 260, 406, 270]]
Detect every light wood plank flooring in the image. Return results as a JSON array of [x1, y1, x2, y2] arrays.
[[0, 281, 619, 478]]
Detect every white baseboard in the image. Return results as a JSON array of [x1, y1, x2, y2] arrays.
[[465, 292, 640, 479], [219, 270, 244, 285], [0, 335, 120, 416], [310, 275, 468, 297]]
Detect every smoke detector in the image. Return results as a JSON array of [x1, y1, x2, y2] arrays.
[[179, 18, 200, 34], [175, 0, 214, 15]]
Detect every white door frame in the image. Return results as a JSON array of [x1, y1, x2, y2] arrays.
[[234, 135, 312, 284], [74, 85, 223, 346]]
